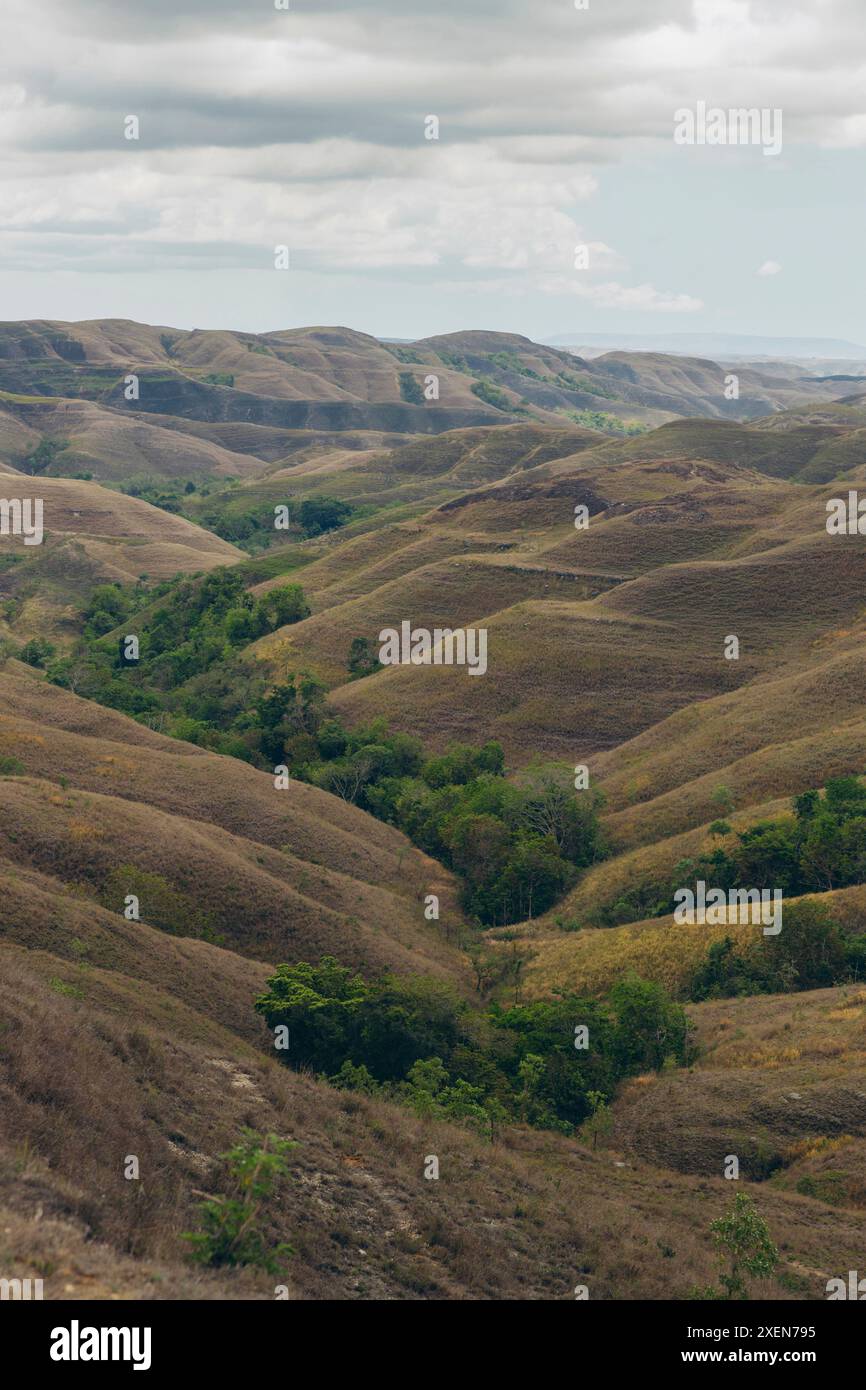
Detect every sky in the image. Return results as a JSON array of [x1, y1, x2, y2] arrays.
[[0, 0, 863, 342]]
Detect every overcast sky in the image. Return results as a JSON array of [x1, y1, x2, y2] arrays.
[[0, 0, 863, 341]]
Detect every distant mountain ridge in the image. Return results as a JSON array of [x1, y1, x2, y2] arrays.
[[548, 330, 866, 361]]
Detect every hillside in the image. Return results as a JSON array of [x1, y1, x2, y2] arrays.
[[321, 455, 866, 761], [0, 476, 244, 647], [0, 321, 851, 497], [0, 665, 466, 982], [4, 321, 866, 1304], [3, 674, 866, 1300], [5, 921, 866, 1300]]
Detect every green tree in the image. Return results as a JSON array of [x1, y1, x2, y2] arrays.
[[609, 974, 690, 1071], [734, 818, 801, 894], [183, 1130, 296, 1273], [762, 897, 847, 991], [710, 1192, 778, 1300], [18, 638, 56, 668], [800, 811, 846, 891], [398, 371, 425, 404], [582, 1089, 614, 1151], [471, 378, 513, 412], [254, 956, 369, 1075], [347, 635, 380, 679], [330, 1060, 380, 1094], [297, 496, 353, 535], [516, 1053, 546, 1119], [794, 789, 820, 821], [421, 741, 505, 788], [260, 584, 310, 628]]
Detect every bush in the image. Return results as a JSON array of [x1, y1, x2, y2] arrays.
[[398, 372, 425, 404], [53, 571, 596, 927], [259, 957, 688, 1136], [596, 775, 866, 937], [297, 497, 353, 536], [562, 409, 646, 436], [99, 864, 221, 942], [471, 378, 514, 412], [690, 899, 850, 1000], [347, 635, 380, 679], [307, 744, 603, 926], [21, 437, 67, 476], [183, 1130, 296, 1273], [18, 638, 55, 668], [255, 958, 463, 1082], [710, 1193, 778, 1300]]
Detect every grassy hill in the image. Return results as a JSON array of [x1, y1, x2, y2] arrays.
[[6, 320, 866, 1301], [0, 320, 852, 495], [0, 477, 244, 647], [5, 922, 866, 1299], [610, 982, 866, 1198], [0, 665, 466, 981]]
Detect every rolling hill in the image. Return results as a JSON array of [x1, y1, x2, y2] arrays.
[[4, 319, 866, 1302], [0, 475, 245, 650], [0, 664, 465, 981], [0, 320, 853, 495]]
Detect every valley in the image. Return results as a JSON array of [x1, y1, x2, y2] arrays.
[[2, 318, 866, 1302]]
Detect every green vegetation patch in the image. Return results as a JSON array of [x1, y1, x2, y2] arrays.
[[257, 956, 691, 1138]]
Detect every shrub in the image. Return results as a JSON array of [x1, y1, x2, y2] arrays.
[[690, 900, 849, 1000], [398, 371, 425, 404], [183, 1130, 296, 1273], [347, 635, 380, 679], [260, 957, 688, 1136], [100, 865, 221, 942], [471, 378, 514, 412], [18, 638, 55, 668], [297, 497, 353, 535], [710, 1193, 778, 1300]]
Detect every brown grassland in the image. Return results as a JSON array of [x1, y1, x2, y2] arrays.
[[3, 322, 866, 1298]]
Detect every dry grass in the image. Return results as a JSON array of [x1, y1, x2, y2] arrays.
[[0, 668, 468, 983], [523, 884, 866, 1002], [2, 943, 865, 1299], [0, 777, 466, 981], [331, 594, 744, 762], [257, 555, 600, 686], [0, 475, 241, 557], [6, 370, 866, 1297], [606, 987, 866, 1202], [520, 915, 758, 999]]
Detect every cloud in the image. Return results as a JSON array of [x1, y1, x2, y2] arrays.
[[0, 144, 602, 273], [0, 0, 859, 324], [7, 0, 866, 158], [537, 276, 703, 312], [757, 260, 783, 276]]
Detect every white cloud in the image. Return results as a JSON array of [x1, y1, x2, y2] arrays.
[[757, 260, 783, 276], [538, 276, 703, 312], [0, 144, 601, 272], [0, 0, 860, 323]]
